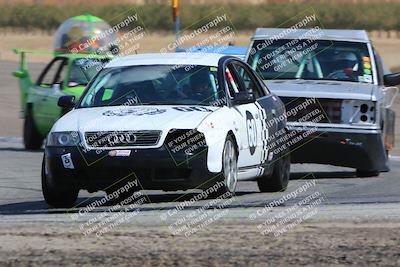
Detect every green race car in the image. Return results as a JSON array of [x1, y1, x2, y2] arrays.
[[13, 50, 111, 150]]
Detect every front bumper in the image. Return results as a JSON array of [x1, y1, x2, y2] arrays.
[[45, 145, 219, 192], [288, 126, 389, 171]]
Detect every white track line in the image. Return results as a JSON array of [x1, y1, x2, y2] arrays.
[[0, 137, 22, 143]]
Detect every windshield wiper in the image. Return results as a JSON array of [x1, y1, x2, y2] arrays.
[[296, 78, 364, 83], [267, 77, 366, 83], [79, 102, 218, 108], [140, 102, 214, 106]]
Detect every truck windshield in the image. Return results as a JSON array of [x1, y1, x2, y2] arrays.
[[248, 39, 374, 84], [78, 64, 222, 108]]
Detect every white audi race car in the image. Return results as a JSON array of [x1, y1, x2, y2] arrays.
[[42, 53, 289, 208]]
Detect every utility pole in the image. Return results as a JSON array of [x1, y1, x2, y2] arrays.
[[172, 0, 180, 50]]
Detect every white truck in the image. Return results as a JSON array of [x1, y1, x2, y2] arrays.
[[246, 28, 400, 177]]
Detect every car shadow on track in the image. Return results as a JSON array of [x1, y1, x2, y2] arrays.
[[0, 171, 365, 215], [0, 200, 49, 215], [0, 147, 44, 153], [290, 171, 357, 179], [0, 190, 260, 215]]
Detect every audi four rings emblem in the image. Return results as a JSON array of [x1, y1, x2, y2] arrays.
[[107, 133, 137, 145]]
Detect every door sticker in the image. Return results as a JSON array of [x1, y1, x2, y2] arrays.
[[61, 153, 75, 169], [246, 111, 257, 155]]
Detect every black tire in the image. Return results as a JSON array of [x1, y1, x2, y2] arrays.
[[257, 152, 290, 192], [356, 169, 380, 177], [23, 107, 43, 150], [208, 136, 238, 199], [41, 156, 79, 208]]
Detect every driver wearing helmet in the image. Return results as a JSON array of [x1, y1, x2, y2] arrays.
[[327, 52, 359, 81], [188, 70, 214, 103]]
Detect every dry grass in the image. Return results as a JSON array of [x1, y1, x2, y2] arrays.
[[1, 0, 400, 4], [1, 30, 399, 70], [0, 30, 253, 62]]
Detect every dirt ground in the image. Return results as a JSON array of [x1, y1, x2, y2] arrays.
[[0, 222, 399, 267]]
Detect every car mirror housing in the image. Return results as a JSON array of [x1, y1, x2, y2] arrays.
[[58, 95, 76, 109], [68, 81, 81, 87], [384, 72, 400, 87], [232, 91, 254, 105], [12, 70, 27, 79]]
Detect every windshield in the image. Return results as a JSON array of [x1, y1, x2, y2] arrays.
[[248, 39, 374, 84], [68, 58, 109, 87], [78, 64, 222, 108]]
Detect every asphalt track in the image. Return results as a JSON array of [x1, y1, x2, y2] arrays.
[[0, 60, 399, 218], [1, 140, 399, 218], [1, 60, 400, 266]]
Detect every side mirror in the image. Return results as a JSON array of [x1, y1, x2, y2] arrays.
[[232, 91, 254, 105], [13, 70, 27, 79], [382, 86, 399, 108], [384, 72, 400, 87], [58, 95, 76, 109]]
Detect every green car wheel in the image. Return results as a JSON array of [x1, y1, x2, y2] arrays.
[[23, 108, 43, 150]]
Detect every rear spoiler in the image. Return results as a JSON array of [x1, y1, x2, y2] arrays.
[[12, 49, 55, 79], [12, 49, 56, 117]]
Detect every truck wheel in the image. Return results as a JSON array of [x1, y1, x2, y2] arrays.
[[257, 152, 290, 192], [41, 156, 79, 208], [23, 108, 43, 150], [356, 169, 380, 177]]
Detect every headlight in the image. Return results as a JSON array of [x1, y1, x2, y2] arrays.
[[358, 102, 375, 123], [47, 132, 80, 146], [342, 100, 376, 124]]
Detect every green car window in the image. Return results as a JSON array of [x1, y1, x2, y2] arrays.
[[37, 57, 67, 87], [68, 58, 109, 87]]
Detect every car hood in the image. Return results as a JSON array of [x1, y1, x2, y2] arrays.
[[265, 79, 379, 100], [52, 105, 219, 133]]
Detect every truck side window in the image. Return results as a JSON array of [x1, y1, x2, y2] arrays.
[[374, 50, 384, 86]]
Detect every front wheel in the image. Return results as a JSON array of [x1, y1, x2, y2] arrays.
[[23, 108, 43, 150], [209, 136, 238, 198], [257, 152, 290, 192], [41, 156, 79, 208]]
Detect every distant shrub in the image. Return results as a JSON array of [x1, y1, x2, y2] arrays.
[[0, 3, 399, 31]]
